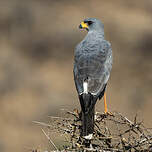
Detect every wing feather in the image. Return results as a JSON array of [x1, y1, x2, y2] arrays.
[[74, 38, 112, 96]]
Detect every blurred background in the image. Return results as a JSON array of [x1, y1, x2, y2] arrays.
[[0, 0, 152, 151]]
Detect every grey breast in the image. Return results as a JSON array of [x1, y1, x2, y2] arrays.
[[74, 32, 112, 95]]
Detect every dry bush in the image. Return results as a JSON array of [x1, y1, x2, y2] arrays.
[[33, 110, 152, 152]]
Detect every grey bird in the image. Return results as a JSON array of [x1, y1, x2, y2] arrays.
[[73, 18, 112, 138]]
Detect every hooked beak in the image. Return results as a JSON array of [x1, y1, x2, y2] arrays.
[[79, 22, 89, 30]]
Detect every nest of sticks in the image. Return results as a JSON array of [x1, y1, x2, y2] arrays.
[[33, 110, 152, 152]]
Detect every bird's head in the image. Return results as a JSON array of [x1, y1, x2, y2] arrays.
[[79, 18, 104, 32]]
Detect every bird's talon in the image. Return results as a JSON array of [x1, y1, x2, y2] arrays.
[[104, 111, 114, 116], [73, 108, 79, 116]]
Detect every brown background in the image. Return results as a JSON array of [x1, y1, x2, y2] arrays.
[[0, 0, 152, 151]]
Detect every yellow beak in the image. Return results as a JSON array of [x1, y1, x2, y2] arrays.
[[79, 22, 89, 29]]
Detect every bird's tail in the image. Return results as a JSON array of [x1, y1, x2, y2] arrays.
[[81, 106, 95, 138], [79, 93, 97, 138]]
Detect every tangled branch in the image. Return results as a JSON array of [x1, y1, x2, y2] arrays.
[[33, 110, 152, 151]]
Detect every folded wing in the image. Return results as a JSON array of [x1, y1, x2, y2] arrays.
[[74, 40, 112, 96]]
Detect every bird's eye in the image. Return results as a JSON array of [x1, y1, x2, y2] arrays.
[[87, 21, 93, 25]]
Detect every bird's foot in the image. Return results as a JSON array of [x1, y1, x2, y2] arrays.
[[73, 108, 79, 116], [104, 111, 114, 116]]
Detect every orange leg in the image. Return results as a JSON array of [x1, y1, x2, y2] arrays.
[[104, 92, 113, 116], [104, 92, 108, 113]]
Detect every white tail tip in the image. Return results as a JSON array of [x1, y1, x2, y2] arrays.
[[84, 133, 93, 140]]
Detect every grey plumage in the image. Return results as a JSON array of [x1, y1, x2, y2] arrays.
[[73, 18, 112, 137]]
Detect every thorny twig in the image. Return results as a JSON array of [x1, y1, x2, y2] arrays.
[[41, 128, 59, 151], [35, 111, 152, 151]]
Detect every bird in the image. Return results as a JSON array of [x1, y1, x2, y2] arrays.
[[73, 18, 113, 139]]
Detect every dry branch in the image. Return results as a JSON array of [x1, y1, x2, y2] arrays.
[[34, 111, 152, 152]]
